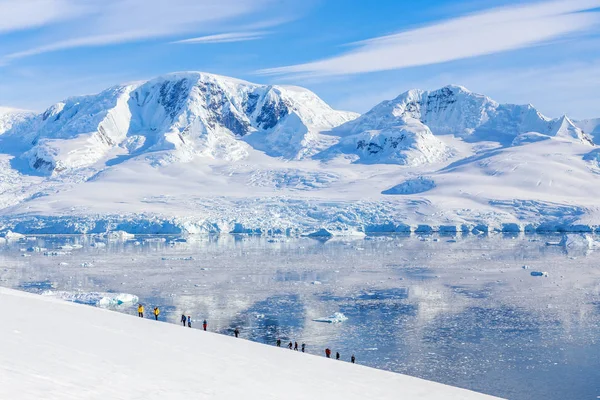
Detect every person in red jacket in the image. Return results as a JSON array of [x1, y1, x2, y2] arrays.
[[325, 348, 331, 358], [202, 319, 207, 331]]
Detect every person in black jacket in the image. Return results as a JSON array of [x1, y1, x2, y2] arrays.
[[181, 314, 187, 327]]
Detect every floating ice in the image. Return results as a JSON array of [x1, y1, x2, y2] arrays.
[[530, 271, 548, 277], [307, 229, 333, 238], [144, 238, 166, 243], [105, 231, 135, 241], [1, 231, 25, 240], [41, 290, 138, 307], [313, 312, 348, 324], [98, 293, 139, 307], [43, 251, 69, 256], [26, 246, 46, 252]]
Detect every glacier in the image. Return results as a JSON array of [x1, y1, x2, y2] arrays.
[[0, 73, 599, 235]]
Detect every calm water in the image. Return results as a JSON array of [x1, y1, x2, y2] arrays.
[[1, 233, 599, 400]]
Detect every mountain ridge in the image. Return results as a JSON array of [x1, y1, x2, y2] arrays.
[[1, 72, 599, 235]]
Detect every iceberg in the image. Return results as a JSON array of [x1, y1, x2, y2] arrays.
[[313, 312, 348, 324]]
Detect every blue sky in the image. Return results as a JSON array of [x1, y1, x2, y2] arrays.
[[1, 0, 599, 119]]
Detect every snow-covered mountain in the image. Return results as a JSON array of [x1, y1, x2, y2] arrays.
[[321, 117, 452, 166], [575, 118, 600, 143], [319, 85, 593, 166], [1, 72, 357, 175], [0, 107, 35, 136], [1, 75, 599, 235]]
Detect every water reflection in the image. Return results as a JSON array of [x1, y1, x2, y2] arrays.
[[0, 233, 599, 399]]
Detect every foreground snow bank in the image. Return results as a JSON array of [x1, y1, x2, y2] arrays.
[[0, 287, 501, 400]]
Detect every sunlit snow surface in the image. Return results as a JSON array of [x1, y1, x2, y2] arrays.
[[1, 234, 599, 400]]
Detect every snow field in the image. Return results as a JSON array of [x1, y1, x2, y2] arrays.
[[0, 287, 501, 400]]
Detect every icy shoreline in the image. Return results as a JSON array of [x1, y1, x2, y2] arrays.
[[0, 213, 599, 236]]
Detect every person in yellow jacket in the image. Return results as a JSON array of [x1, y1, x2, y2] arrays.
[[153, 307, 160, 321], [137, 304, 144, 318]]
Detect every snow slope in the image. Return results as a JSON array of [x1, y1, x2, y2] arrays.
[[0, 75, 599, 234], [0, 287, 500, 400]]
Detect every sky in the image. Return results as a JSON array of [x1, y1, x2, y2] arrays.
[[0, 0, 599, 119]]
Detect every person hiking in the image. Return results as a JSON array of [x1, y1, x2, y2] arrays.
[[153, 307, 160, 321], [137, 304, 144, 318], [202, 320, 207, 331], [187, 316, 192, 328], [181, 314, 187, 327], [351, 354, 356, 364], [276, 339, 281, 347], [301, 343, 306, 353], [294, 341, 298, 351], [288, 341, 293, 350], [325, 348, 331, 358], [234, 328, 240, 338], [336, 352, 340, 360]]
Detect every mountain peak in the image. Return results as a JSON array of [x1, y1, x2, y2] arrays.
[[2, 71, 357, 174]]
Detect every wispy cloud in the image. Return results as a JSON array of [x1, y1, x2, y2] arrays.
[[173, 31, 267, 44], [0, 0, 90, 33], [260, 0, 600, 77], [1, 0, 283, 62]]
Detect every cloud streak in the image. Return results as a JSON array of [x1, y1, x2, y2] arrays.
[[0, 0, 89, 33], [260, 0, 600, 77], [173, 31, 267, 44], [1, 0, 281, 61]]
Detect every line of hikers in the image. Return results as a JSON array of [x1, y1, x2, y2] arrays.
[[137, 304, 209, 331], [276, 339, 306, 352], [137, 304, 356, 364], [137, 304, 161, 320], [276, 339, 355, 364], [137, 304, 235, 336], [180, 314, 208, 330], [325, 348, 355, 364]]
